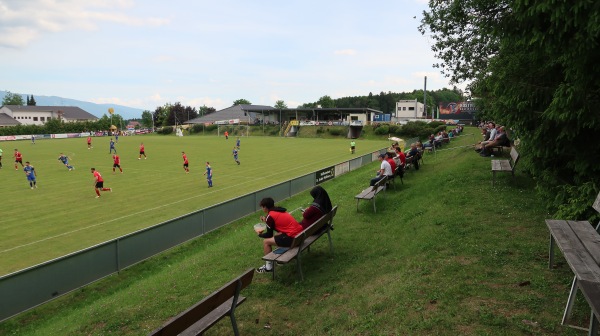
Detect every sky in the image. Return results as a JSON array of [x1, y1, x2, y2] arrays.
[[0, 0, 456, 112]]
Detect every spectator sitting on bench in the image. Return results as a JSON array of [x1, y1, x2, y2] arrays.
[[299, 185, 333, 230], [370, 153, 393, 186], [394, 146, 406, 168], [405, 143, 420, 170], [256, 197, 304, 273], [480, 126, 510, 157], [475, 122, 497, 152], [384, 152, 397, 175]]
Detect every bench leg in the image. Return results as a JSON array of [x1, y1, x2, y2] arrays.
[[229, 280, 243, 336], [326, 230, 334, 255], [562, 276, 578, 325], [372, 197, 376, 213], [356, 199, 360, 212], [296, 252, 304, 281], [589, 310, 599, 336], [548, 234, 555, 269]]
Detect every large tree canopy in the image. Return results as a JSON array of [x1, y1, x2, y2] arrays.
[[421, 0, 600, 219], [2, 91, 25, 105]]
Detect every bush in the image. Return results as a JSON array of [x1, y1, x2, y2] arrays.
[[157, 127, 173, 135], [374, 125, 389, 135], [328, 128, 343, 136], [205, 124, 218, 132], [191, 124, 204, 134]]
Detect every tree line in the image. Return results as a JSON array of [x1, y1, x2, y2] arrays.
[[420, 0, 600, 220]]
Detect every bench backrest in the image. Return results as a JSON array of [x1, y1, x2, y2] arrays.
[[288, 206, 338, 249], [509, 147, 520, 169], [374, 175, 387, 190], [149, 268, 254, 336], [593, 192, 600, 213]]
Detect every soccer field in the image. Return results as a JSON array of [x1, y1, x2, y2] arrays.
[[0, 135, 387, 275]]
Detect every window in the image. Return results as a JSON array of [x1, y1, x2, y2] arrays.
[[403, 107, 407, 111], [40, 117, 45, 121], [408, 107, 415, 111], [33, 117, 38, 121]]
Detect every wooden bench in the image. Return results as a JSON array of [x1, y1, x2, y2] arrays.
[[546, 192, 600, 335], [388, 166, 403, 189], [149, 268, 254, 336], [491, 146, 519, 186], [262, 206, 338, 281], [355, 175, 387, 212]]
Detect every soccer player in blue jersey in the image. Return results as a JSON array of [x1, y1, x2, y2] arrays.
[[58, 153, 74, 171], [203, 161, 213, 187], [232, 147, 240, 165], [24, 161, 37, 189], [109, 138, 117, 154], [236, 137, 241, 149]]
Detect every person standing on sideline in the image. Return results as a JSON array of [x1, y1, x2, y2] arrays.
[[31, 135, 35, 144], [236, 137, 241, 149], [203, 161, 213, 187], [182, 151, 189, 173], [138, 142, 147, 159], [255, 197, 303, 273], [58, 153, 74, 171], [109, 138, 117, 154], [112, 154, 123, 174], [224, 130, 229, 140], [87, 136, 93, 149], [24, 161, 37, 189], [232, 147, 240, 165], [0, 147, 3, 169], [115, 132, 119, 143], [14, 149, 23, 170], [350, 140, 356, 154], [91, 168, 111, 198]]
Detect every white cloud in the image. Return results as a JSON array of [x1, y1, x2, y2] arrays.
[[334, 49, 357, 56], [0, 0, 169, 49]]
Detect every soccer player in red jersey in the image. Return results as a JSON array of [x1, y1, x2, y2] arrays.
[[138, 142, 147, 159], [112, 154, 123, 174], [182, 151, 189, 173], [14, 149, 23, 170], [91, 168, 112, 198]]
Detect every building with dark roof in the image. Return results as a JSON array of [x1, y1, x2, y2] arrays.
[[185, 104, 382, 125], [0, 105, 98, 127]]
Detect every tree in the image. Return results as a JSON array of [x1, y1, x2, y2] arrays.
[[317, 95, 334, 108], [421, 0, 600, 220], [141, 110, 153, 128], [28, 95, 36, 106], [2, 91, 25, 106], [274, 100, 287, 109], [233, 99, 251, 106], [199, 105, 216, 116]]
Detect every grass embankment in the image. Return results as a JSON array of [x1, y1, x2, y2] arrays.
[[0, 131, 588, 335]]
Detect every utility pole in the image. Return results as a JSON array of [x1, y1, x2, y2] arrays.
[[423, 76, 428, 119]]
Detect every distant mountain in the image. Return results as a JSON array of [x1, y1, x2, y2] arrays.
[[0, 91, 146, 120]]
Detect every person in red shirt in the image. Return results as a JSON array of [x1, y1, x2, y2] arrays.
[[91, 168, 112, 198], [138, 142, 147, 159], [395, 147, 406, 168], [255, 197, 303, 273], [182, 151, 189, 173], [385, 152, 397, 173], [87, 136, 92, 149], [224, 131, 229, 140], [112, 154, 123, 174], [14, 149, 23, 170]]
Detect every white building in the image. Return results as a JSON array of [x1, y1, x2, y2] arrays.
[[0, 105, 98, 127], [395, 99, 425, 120]]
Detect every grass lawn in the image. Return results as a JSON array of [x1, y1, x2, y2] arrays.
[[0, 128, 590, 335], [0, 135, 388, 275]]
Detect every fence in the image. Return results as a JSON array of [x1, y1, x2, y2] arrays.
[[0, 149, 385, 322]]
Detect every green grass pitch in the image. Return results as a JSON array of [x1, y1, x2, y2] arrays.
[[0, 135, 387, 275]]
